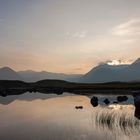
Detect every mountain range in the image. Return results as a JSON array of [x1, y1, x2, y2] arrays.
[[0, 57, 140, 83], [80, 57, 140, 83], [0, 67, 82, 82], [18, 70, 82, 82]]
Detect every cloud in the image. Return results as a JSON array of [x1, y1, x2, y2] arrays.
[[73, 31, 87, 38], [66, 31, 87, 39], [99, 59, 133, 66], [112, 18, 140, 37]]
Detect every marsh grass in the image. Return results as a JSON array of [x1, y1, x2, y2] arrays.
[[95, 105, 140, 136]]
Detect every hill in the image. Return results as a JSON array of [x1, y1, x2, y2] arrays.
[[0, 67, 22, 80], [80, 58, 140, 83]]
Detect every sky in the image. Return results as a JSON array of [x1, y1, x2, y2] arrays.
[[0, 0, 140, 74]]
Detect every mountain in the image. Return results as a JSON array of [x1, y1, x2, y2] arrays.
[[0, 67, 22, 80], [18, 70, 82, 82], [0, 67, 82, 82], [80, 58, 140, 83], [1, 57, 140, 83], [132, 57, 140, 65]]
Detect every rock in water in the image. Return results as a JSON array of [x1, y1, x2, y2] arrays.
[[90, 96, 98, 107], [104, 98, 110, 105], [117, 96, 128, 102], [134, 95, 140, 120], [75, 106, 83, 109]]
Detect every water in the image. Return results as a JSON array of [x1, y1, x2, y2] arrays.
[[0, 92, 140, 140]]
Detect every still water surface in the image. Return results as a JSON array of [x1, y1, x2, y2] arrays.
[[0, 92, 139, 140]]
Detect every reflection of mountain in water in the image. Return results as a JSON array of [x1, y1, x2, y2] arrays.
[[1, 93, 140, 140], [1, 92, 140, 122], [0, 92, 73, 105]]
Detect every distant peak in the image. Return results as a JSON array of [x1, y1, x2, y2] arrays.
[[132, 57, 140, 65], [0, 66, 13, 70], [0, 67, 17, 73]]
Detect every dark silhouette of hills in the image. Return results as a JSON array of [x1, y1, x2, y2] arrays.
[[0, 67, 82, 82], [80, 58, 140, 83], [0, 57, 140, 83], [1, 79, 140, 96], [0, 67, 22, 80], [18, 70, 82, 82]]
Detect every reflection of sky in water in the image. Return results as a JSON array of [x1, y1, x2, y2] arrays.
[[0, 93, 140, 140]]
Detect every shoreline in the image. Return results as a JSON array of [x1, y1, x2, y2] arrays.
[[0, 79, 140, 96]]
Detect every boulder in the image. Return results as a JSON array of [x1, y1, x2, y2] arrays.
[[90, 96, 98, 107]]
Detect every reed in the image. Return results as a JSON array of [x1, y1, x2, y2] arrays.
[[95, 106, 140, 135]]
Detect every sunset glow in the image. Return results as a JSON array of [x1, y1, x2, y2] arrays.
[[0, 0, 140, 73]]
